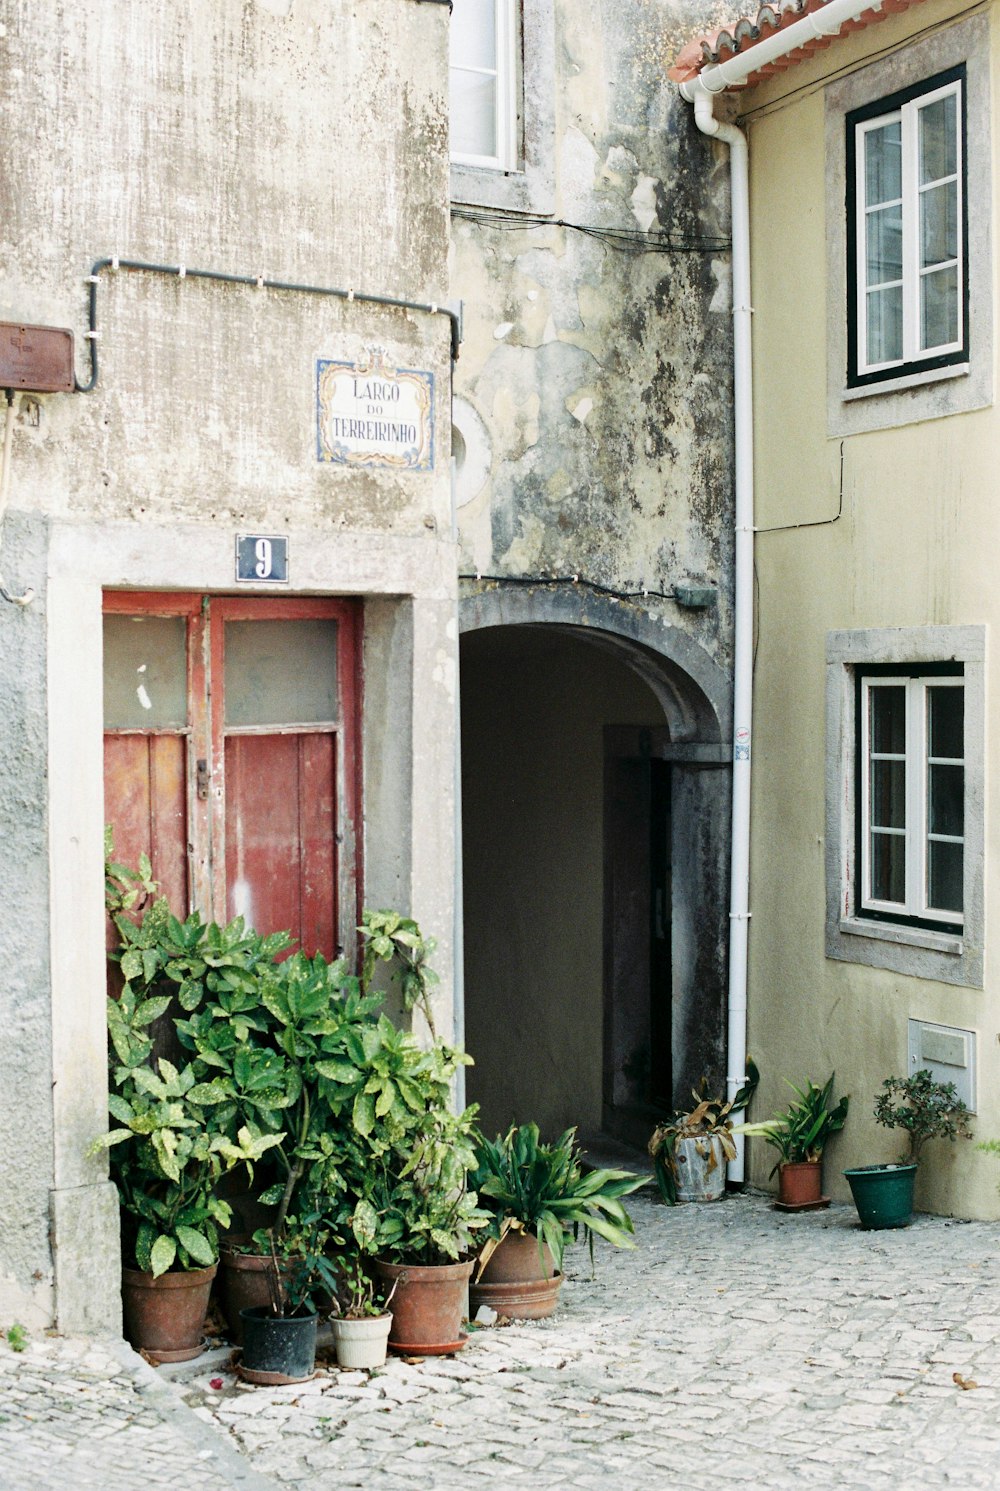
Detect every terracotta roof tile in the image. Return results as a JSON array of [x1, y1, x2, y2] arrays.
[[668, 0, 930, 89]]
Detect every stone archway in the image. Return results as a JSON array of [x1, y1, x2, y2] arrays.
[[458, 586, 732, 1149]]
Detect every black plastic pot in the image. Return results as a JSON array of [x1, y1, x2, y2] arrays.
[[239, 1305, 318, 1384]]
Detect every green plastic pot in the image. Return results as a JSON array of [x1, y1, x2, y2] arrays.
[[843, 1163, 917, 1229]]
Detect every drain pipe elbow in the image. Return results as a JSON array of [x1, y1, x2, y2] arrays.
[[683, 80, 754, 1185]]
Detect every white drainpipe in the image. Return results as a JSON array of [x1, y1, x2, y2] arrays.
[[679, 0, 889, 1180]]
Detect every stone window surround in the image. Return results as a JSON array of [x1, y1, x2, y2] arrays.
[[825, 624, 985, 989], [824, 12, 992, 438], [450, 0, 555, 216]]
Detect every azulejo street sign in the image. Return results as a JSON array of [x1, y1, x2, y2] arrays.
[[316, 351, 434, 471]]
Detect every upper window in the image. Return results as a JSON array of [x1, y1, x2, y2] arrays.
[[858, 668, 964, 933], [846, 65, 967, 388], [449, 0, 518, 171]]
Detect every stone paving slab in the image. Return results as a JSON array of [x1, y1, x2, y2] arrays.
[[5, 1191, 1000, 1489]]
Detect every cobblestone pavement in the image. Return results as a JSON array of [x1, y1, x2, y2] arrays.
[[6, 1191, 1000, 1490]]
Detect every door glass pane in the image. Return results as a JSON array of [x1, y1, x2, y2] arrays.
[[866, 205, 903, 285], [928, 763, 963, 837], [864, 120, 902, 205], [103, 615, 187, 729], [450, 69, 498, 159], [927, 838, 963, 913], [920, 181, 958, 267], [866, 285, 903, 364], [921, 264, 959, 350], [871, 760, 906, 829], [871, 831, 905, 904], [918, 92, 957, 185], [927, 685, 963, 759], [870, 685, 906, 754], [224, 620, 339, 727], [451, 0, 496, 71]]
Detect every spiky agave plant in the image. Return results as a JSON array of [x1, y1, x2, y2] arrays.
[[470, 1122, 643, 1275]]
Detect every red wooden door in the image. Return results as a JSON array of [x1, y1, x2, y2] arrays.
[[103, 593, 361, 959]]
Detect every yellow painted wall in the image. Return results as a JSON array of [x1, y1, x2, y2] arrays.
[[737, 0, 1000, 1216]]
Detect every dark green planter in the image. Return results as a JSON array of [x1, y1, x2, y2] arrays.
[[239, 1305, 317, 1384], [843, 1163, 917, 1229]]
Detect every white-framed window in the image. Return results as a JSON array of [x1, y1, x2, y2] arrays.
[[847, 65, 967, 387], [449, 0, 518, 171], [860, 670, 964, 930]]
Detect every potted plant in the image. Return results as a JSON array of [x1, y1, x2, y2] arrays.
[[468, 1123, 642, 1319], [844, 1069, 973, 1230], [648, 1059, 760, 1203], [99, 963, 282, 1362], [329, 1256, 396, 1369], [737, 1074, 849, 1210], [239, 1212, 340, 1385]]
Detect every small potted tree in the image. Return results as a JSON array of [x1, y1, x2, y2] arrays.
[[469, 1123, 642, 1318], [648, 1060, 760, 1203], [737, 1074, 849, 1210], [844, 1069, 973, 1229], [238, 1212, 341, 1384]]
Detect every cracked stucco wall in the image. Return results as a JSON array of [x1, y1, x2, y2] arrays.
[[452, 0, 737, 1123]]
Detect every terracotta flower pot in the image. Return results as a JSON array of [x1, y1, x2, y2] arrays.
[[470, 1230, 563, 1320], [218, 1245, 279, 1345], [371, 1257, 474, 1355], [777, 1159, 823, 1209], [122, 1263, 217, 1363]]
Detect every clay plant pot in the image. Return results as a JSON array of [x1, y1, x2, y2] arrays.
[[239, 1306, 318, 1385], [122, 1262, 217, 1363], [777, 1159, 823, 1209], [844, 1163, 917, 1230], [371, 1257, 474, 1355], [470, 1230, 563, 1320], [218, 1245, 279, 1346], [673, 1135, 726, 1202], [331, 1314, 393, 1370]]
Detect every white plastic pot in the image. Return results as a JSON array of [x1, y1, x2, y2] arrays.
[[331, 1313, 393, 1370]]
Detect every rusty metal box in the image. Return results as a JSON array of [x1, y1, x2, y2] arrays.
[[0, 322, 75, 392]]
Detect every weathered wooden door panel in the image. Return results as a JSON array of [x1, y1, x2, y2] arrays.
[[103, 593, 360, 959], [103, 733, 189, 916], [224, 733, 338, 959]]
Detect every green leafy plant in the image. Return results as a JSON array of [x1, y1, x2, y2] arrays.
[[330, 1255, 397, 1320], [5, 1324, 27, 1353], [874, 1069, 972, 1164], [251, 1211, 343, 1319], [470, 1123, 643, 1275], [648, 1059, 760, 1204], [737, 1074, 849, 1177], [360, 910, 440, 1036]]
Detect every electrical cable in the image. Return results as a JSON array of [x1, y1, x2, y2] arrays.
[[459, 571, 713, 606], [74, 256, 461, 394], [0, 390, 35, 607], [451, 207, 730, 255]]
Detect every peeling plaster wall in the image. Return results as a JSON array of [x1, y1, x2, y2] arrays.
[[0, 0, 455, 1327], [452, 0, 736, 1116]]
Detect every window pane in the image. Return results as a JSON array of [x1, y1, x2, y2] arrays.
[[927, 838, 963, 914], [870, 685, 906, 753], [871, 760, 906, 829], [104, 615, 187, 729], [920, 181, 958, 268], [866, 285, 903, 364], [224, 620, 339, 728], [928, 686, 963, 758], [450, 0, 497, 71], [920, 264, 959, 350], [450, 69, 498, 159], [919, 93, 957, 185], [866, 205, 903, 285], [871, 832, 905, 904], [928, 763, 963, 837], [865, 120, 902, 205]]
